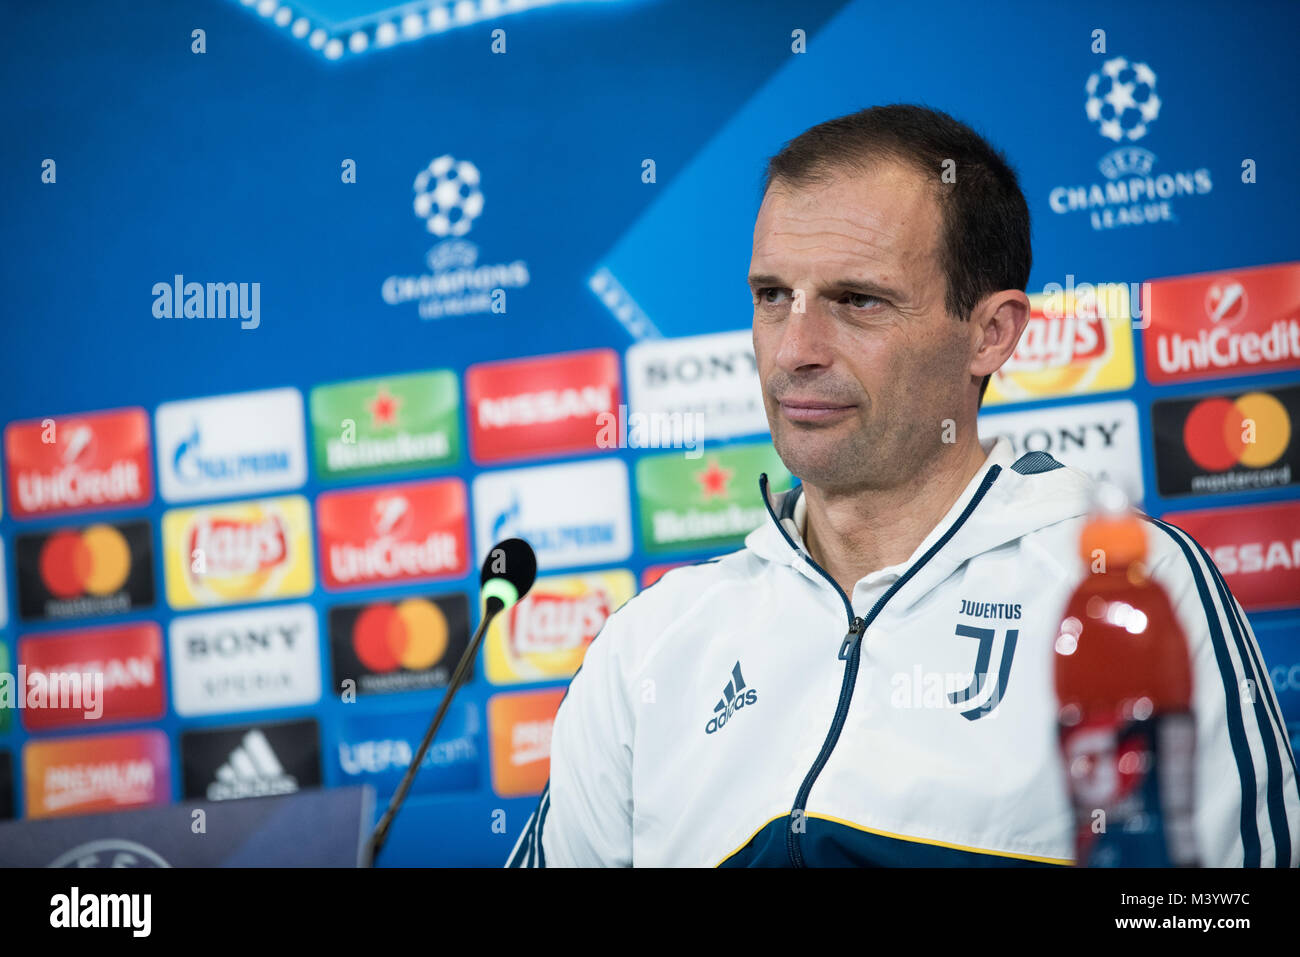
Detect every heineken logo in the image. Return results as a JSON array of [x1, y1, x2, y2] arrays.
[[637, 445, 790, 553], [310, 371, 460, 480]]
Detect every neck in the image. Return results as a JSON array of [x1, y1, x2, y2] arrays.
[[801, 437, 989, 598]]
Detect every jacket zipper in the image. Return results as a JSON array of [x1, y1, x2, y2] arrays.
[[759, 467, 1002, 867]]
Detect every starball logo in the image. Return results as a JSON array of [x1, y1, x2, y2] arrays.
[[381, 156, 531, 320], [1048, 56, 1213, 231]]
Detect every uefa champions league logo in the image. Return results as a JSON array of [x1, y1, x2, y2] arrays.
[[49, 839, 172, 868], [413, 155, 484, 237], [381, 153, 530, 316], [1085, 56, 1162, 142]]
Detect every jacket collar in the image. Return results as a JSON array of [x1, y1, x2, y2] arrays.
[[745, 436, 1095, 608]]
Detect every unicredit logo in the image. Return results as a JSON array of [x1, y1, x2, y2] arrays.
[[316, 480, 469, 589], [6, 410, 154, 519], [328, 533, 460, 584], [1145, 263, 1300, 383], [1205, 280, 1248, 324], [18, 461, 142, 514], [1155, 319, 1300, 375]]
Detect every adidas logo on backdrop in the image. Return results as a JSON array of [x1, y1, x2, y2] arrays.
[[705, 661, 758, 734]]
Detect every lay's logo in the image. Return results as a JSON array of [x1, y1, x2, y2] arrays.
[[984, 282, 1135, 405], [485, 570, 634, 684], [162, 496, 314, 609]]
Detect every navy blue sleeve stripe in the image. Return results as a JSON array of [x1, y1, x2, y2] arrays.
[[506, 817, 531, 867], [535, 786, 551, 867], [1141, 516, 1263, 865], [1196, 539, 1300, 792], [507, 781, 548, 867], [1154, 517, 1296, 864]]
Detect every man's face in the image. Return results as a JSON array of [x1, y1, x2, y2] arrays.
[[750, 162, 977, 494]]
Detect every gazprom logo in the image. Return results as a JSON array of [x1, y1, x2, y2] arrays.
[[172, 423, 291, 486], [155, 388, 307, 503]]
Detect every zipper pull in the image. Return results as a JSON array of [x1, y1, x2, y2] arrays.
[[838, 617, 865, 660]]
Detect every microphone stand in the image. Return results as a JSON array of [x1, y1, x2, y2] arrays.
[[365, 595, 504, 866]]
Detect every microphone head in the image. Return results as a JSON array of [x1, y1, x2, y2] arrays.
[[479, 537, 537, 612]]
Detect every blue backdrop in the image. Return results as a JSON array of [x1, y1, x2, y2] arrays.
[[1, 0, 1298, 865]]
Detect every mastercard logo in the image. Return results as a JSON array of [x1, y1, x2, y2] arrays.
[[39, 525, 131, 598], [1183, 392, 1291, 472], [352, 598, 449, 672]]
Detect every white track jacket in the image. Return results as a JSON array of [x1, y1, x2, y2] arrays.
[[506, 437, 1300, 867]]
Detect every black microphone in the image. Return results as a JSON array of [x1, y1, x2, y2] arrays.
[[365, 537, 537, 865]]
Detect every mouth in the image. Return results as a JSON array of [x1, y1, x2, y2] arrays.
[[777, 398, 857, 423]]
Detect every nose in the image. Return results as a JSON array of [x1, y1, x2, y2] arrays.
[[773, 293, 835, 375]]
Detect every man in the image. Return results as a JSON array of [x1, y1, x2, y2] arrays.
[[506, 105, 1300, 867]]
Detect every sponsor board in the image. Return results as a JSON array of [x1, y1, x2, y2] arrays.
[[487, 687, 565, 798], [984, 283, 1135, 405], [180, 718, 321, 802], [309, 370, 460, 480], [328, 593, 469, 696], [979, 399, 1144, 504], [642, 563, 690, 588], [169, 603, 321, 717], [484, 570, 634, 684], [466, 349, 621, 463], [5, 408, 153, 519], [472, 459, 632, 571], [162, 496, 315, 609], [18, 623, 165, 731], [24, 730, 171, 818], [1253, 618, 1300, 729], [155, 387, 307, 502], [636, 443, 791, 553], [334, 704, 480, 796], [625, 330, 767, 442], [1161, 502, 1300, 612], [1152, 384, 1297, 498], [316, 479, 468, 590], [15, 519, 154, 621], [1144, 262, 1300, 384], [0, 750, 10, 819]]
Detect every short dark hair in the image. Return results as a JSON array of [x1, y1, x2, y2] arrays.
[[760, 104, 1031, 406]]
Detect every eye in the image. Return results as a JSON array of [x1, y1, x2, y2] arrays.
[[755, 287, 790, 306], [842, 292, 883, 309]]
